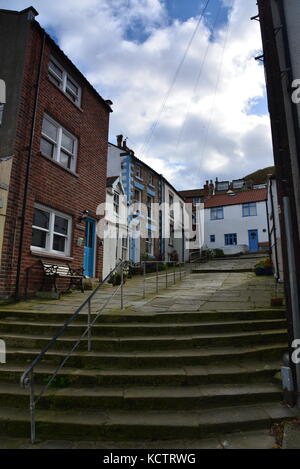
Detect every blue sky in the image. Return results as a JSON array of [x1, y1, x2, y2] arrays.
[[0, 0, 273, 189]]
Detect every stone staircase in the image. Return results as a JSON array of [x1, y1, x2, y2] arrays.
[[0, 306, 294, 444]]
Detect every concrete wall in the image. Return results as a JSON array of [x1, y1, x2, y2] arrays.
[[204, 201, 269, 255]]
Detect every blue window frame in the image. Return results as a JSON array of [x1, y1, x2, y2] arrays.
[[210, 235, 215, 243], [210, 207, 224, 220], [242, 202, 257, 217], [225, 233, 237, 246]]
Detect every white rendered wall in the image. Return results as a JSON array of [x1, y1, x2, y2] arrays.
[[204, 201, 268, 254]]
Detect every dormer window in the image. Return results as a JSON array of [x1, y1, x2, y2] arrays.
[[48, 58, 82, 107]]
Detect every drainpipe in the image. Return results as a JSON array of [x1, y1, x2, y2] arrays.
[[269, 178, 280, 281], [15, 31, 46, 300]]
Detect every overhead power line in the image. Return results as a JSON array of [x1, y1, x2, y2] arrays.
[[139, 0, 212, 158]]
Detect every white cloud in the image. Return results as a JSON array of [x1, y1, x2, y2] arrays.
[[0, 0, 274, 189]]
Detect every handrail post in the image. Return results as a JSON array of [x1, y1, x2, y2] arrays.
[[180, 263, 182, 281], [143, 262, 146, 299], [174, 262, 176, 284], [87, 298, 92, 352], [121, 263, 124, 310], [166, 262, 168, 289], [156, 262, 159, 294], [29, 371, 36, 444]]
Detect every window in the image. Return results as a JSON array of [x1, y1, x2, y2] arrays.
[[147, 196, 152, 220], [193, 197, 200, 206], [192, 211, 197, 226], [211, 207, 224, 220], [113, 192, 119, 214], [233, 180, 244, 189], [169, 193, 174, 219], [136, 165, 142, 178], [146, 229, 153, 255], [216, 182, 229, 191], [225, 233, 237, 246], [133, 189, 141, 214], [121, 236, 128, 260], [210, 235, 215, 243], [169, 222, 174, 246], [48, 58, 82, 106], [31, 204, 72, 256], [41, 114, 78, 172], [148, 173, 154, 185], [242, 202, 257, 217]]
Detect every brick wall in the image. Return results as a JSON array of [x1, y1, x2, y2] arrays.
[[0, 22, 110, 299]]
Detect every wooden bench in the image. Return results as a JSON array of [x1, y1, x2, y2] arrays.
[[41, 261, 85, 293]]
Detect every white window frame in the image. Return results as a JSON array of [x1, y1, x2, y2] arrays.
[[31, 203, 72, 256], [146, 229, 153, 255], [41, 114, 78, 173], [48, 57, 82, 107], [113, 192, 120, 215], [147, 195, 152, 220], [135, 165, 142, 179]]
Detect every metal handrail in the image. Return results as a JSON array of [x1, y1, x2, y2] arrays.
[[20, 259, 128, 443], [20, 258, 187, 443]]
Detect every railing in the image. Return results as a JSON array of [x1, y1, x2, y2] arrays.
[[20, 260, 127, 444], [140, 261, 186, 298], [20, 259, 187, 443]]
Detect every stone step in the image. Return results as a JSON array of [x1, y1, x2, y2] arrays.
[[4, 343, 287, 369], [0, 403, 295, 441], [0, 361, 281, 386], [0, 308, 286, 324], [0, 318, 287, 336], [192, 269, 254, 274], [0, 383, 282, 411], [0, 330, 288, 352]]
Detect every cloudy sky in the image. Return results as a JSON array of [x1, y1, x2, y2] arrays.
[[0, 0, 274, 190]]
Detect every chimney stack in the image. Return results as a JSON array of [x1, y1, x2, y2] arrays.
[[209, 180, 214, 197], [116, 134, 123, 148], [203, 180, 209, 197]]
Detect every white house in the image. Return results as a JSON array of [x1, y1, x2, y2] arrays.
[[160, 177, 190, 263], [102, 176, 129, 279], [267, 176, 284, 281], [204, 189, 269, 255]]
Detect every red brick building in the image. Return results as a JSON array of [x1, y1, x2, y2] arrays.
[[0, 7, 112, 299]]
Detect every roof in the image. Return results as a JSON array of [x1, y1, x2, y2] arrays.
[[106, 176, 119, 187], [204, 188, 267, 209], [178, 189, 204, 199]]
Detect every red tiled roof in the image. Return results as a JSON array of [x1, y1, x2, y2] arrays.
[[204, 188, 267, 208]]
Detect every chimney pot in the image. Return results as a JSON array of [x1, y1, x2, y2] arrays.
[[116, 134, 123, 148]]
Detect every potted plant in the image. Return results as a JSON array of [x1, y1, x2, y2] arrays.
[[254, 257, 274, 276]]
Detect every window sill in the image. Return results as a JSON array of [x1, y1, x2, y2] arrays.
[[135, 176, 143, 182], [30, 250, 74, 262], [40, 153, 79, 177], [48, 76, 83, 112]]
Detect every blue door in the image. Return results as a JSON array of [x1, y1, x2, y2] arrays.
[[83, 218, 96, 277], [248, 229, 259, 252]]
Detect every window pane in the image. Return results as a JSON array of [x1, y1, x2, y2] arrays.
[[54, 215, 68, 235], [61, 132, 74, 153], [66, 78, 78, 96], [59, 150, 72, 169], [33, 208, 49, 229], [42, 118, 58, 142], [53, 234, 66, 252], [41, 137, 55, 157], [49, 61, 63, 79], [32, 228, 47, 248]]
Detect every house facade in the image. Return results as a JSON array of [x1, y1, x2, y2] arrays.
[[107, 136, 188, 264], [102, 176, 129, 279], [204, 189, 269, 255], [0, 7, 111, 299]]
